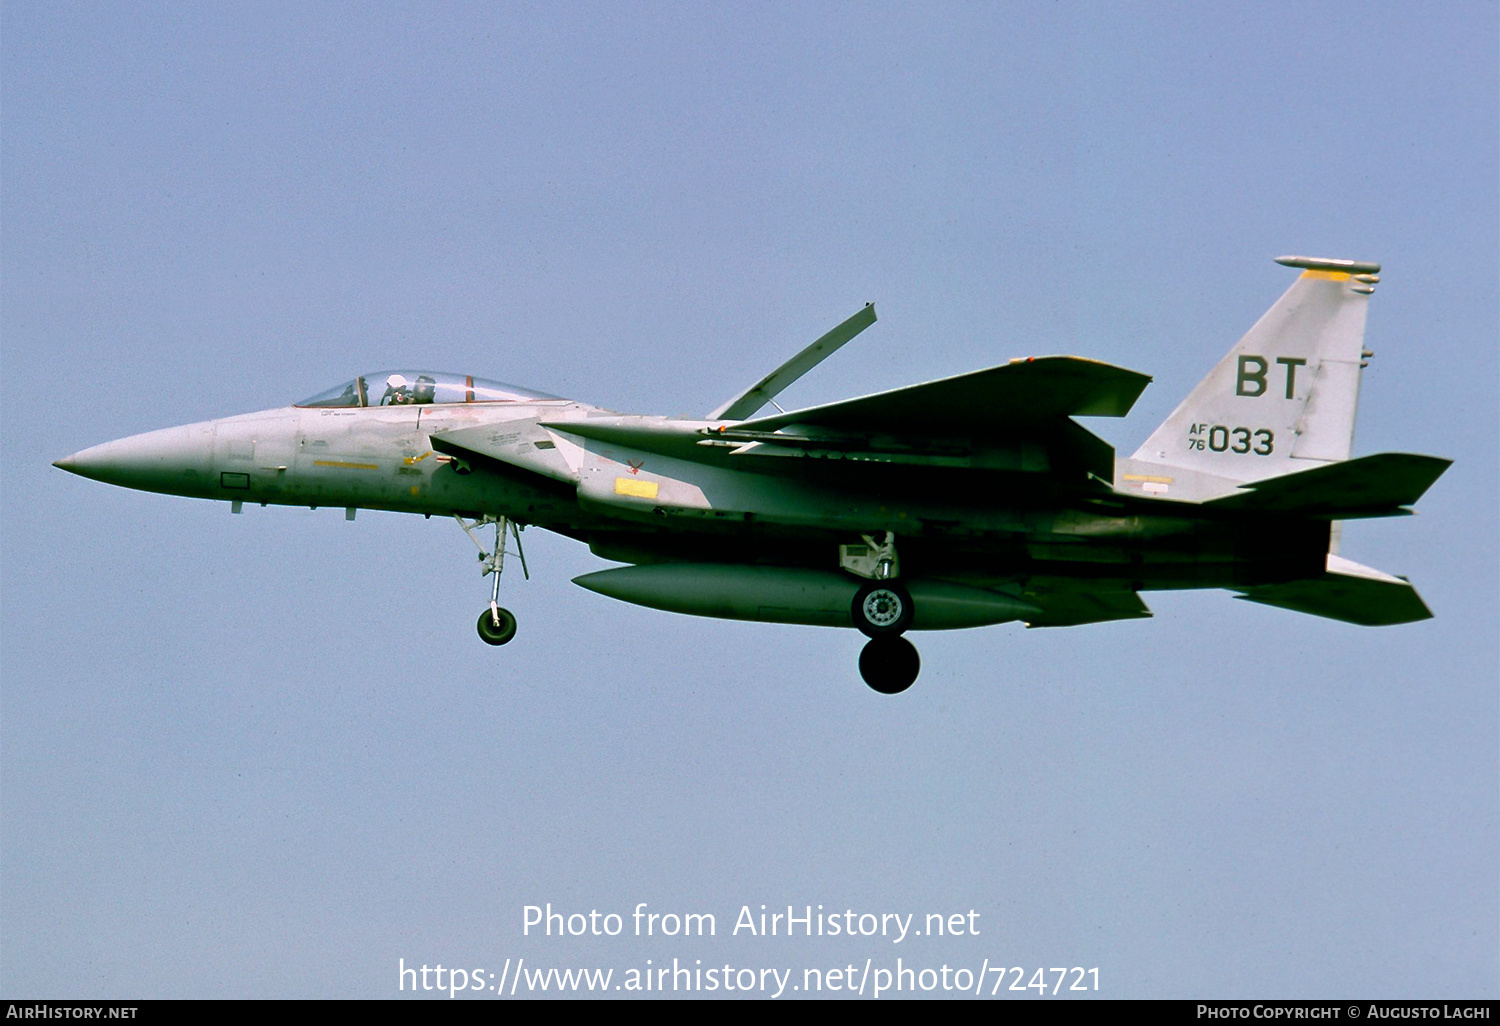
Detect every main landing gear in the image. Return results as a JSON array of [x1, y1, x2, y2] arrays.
[[456, 515, 527, 646], [842, 532, 920, 695], [858, 636, 921, 695]]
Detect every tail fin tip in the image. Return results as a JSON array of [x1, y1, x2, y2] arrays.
[[1275, 255, 1381, 275]]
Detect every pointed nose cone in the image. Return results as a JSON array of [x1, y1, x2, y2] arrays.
[[54, 421, 217, 496]]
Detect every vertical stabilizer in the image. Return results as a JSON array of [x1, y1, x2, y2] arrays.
[[1131, 256, 1380, 483]]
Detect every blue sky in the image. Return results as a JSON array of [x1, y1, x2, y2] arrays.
[[3, 1, 1496, 999]]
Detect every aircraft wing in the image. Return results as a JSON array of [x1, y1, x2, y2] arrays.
[[731, 356, 1151, 435], [1015, 583, 1154, 627], [538, 357, 1148, 483]]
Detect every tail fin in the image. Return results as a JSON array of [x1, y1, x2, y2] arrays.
[[1132, 256, 1381, 483]]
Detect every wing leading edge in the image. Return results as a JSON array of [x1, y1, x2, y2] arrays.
[[731, 356, 1151, 436]]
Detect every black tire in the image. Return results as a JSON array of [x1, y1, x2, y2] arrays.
[[477, 607, 518, 646], [859, 636, 920, 694], [851, 580, 914, 637]]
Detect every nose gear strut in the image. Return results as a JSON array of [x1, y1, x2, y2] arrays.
[[456, 515, 527, 646]]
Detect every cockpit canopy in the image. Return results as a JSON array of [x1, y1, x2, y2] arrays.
[[297, 371, 561, 408]]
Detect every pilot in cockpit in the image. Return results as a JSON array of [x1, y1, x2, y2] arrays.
[[381, 373, 412, 405]]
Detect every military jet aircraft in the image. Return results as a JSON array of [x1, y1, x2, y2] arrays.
[[54, 256, 1449, 693]]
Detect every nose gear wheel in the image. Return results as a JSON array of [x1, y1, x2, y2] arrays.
[[477, 607, 518, 645]]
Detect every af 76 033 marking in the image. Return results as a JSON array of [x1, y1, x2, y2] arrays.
[[1187, 424, 1274, 455]]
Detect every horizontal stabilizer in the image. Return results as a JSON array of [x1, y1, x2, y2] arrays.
[[1205, 452, 1451, 517], [734, 356, 1151, 435], [1233, 555, 1433, 625]]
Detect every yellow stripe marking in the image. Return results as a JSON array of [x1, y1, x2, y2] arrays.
[[1122, 474, 1174, 484], [314, 460, 379, 470], [614, 477, 659, 499], [403, 451, 432, 466], [1300, 269, 1352, 282]]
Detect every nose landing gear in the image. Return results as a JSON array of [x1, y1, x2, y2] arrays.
[[456, 515, 527, 647], [477, 607, 518, 646]]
